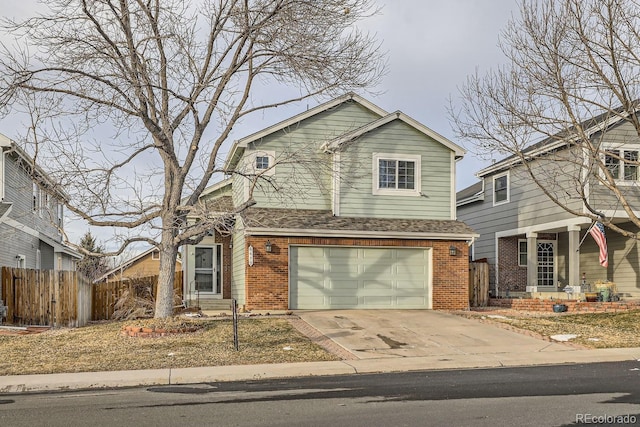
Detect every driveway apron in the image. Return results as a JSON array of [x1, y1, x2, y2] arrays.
[[296, 310, 575, 360]]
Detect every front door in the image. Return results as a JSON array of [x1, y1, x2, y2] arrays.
[[537, 240, 556, 288], [194, 245, 222, 295]]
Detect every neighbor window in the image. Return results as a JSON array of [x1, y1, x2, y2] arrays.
[[151, 250, 160, 260], [493, 173, 509, 205], [33, 183, 39, 212], [518, 239, 527, 267], [372, 153, 421, 196], [604, 148, 639, 182]]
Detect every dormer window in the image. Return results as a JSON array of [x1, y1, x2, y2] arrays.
[[493, 172, 509, 206]]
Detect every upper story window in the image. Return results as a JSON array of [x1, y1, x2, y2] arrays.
[[246, 150, 275, 176], [33, 183, 39, 212], [151, 250, 160, 260], [604, 148, 638, 182], [255, 156, 269, 170], [493, 172, 509, 206], [372, 153, 421, 196]]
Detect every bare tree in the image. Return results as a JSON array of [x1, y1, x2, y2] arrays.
[[0, 0, 385, 317], [451, 0, 640, 238]]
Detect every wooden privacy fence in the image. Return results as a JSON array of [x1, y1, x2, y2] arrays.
[[92, 273, 183, 320], [1, 267, 92, 327], [469, 262, 490, 307]]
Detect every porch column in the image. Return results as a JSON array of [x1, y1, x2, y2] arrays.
[[526, 232, 538, 288], [567, 225, 581, 288]]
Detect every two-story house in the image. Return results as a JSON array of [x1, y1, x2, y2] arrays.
[[0, 133, 80, 270], [182, 93, 477, 311], [457, 111, 640, 300]]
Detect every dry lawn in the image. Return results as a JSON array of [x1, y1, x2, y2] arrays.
[[0, 316, 339, 376], [458, 309, 640, 348]]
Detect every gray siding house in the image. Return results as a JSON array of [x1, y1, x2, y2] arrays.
[[183, 93, 478, 311], [457, 113, 640, 299], [0, 134, 80, 270]]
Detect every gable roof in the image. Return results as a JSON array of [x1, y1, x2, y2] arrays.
[[96, 246, 181, 282], [456, 181, 484, 207], [242, 207, 478, 240], [322, 111, 465, 158], [224, 93, 388, 170], [0, 133, 69, 201], [477, 106, 635, 178]]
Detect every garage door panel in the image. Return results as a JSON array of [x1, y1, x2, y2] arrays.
[[290, 246, 431, 309], [330, 279, 359, 289], [362, 296, 393, 306], [328, 296, 359, 306], [362, 264, 393, 274], [328, 264, 359, 274], [362, 280, 393, 289]]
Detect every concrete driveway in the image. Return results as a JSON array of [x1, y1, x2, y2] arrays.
[[297, 310, 576, 360]]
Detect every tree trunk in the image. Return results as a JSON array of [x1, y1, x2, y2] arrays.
[[155, 239, 178, 318]]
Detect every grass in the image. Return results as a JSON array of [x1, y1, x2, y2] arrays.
[[477, 309, 640, 348], [0, 316, 339, 376]]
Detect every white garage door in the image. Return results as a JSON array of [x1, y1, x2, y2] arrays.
[[289, 246, 431, 309]]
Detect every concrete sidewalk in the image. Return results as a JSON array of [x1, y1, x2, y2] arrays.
[[2, 347, 639, 394], [2, 309, 640, 393]]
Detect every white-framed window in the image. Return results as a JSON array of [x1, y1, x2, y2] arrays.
[[255, 156, 269, 170], [151, 250, 160, 260], [493, 172, 509, 206], [245, 150, 276, 176], [33, 183, 39, 212], [372, 153, 421, 196], [518, 239, 527, 267], [603, 148, 639, 183]]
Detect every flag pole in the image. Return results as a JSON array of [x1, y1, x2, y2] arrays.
[[576, 220, 596, 251]]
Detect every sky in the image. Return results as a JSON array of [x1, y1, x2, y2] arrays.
[[0, 0, 520, 246]]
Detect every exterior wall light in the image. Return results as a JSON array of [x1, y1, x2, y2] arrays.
[[449, 245, 457, 256], [265, 240, 272, 253]]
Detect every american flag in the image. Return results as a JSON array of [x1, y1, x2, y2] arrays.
[[589, 221, 608, 267]]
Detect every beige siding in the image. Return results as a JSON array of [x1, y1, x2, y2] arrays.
[[580, 222, 640, 298], [236, 102, 381, 210], [339, 120, 454, 219]]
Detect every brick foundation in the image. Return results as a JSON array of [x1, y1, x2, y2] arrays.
[[244, 236, 469, 311]]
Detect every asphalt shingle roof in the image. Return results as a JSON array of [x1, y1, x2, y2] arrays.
[[242, 208, 476, 236]]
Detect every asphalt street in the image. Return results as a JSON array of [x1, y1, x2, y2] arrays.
[[2, 361, 639, 427]]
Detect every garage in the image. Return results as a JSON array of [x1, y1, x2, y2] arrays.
[[289, 246, 432, 309]]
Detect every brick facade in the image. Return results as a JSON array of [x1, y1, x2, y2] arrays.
[[220, 234, 232, 298], [497, 236, 527, 292], [244, 236, 469, 311], [489, 298, 640, 313], [497, 234, 557, 293]]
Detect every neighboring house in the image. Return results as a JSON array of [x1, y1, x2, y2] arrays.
[[97, 247, 182, 282], [182, 93, 477, 311], [0, 133, 80, 270], [457, 111, 640, 299]]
